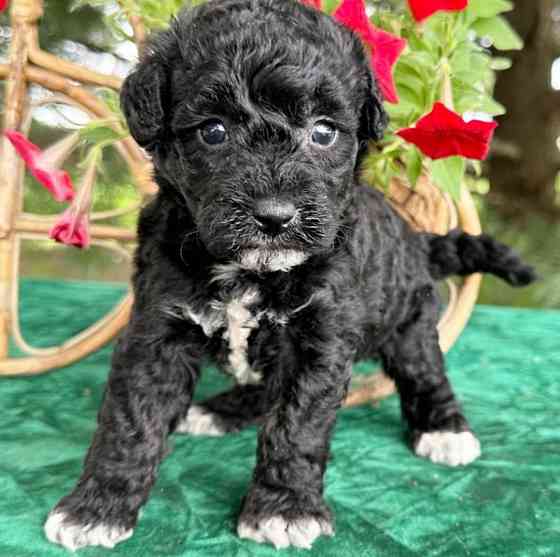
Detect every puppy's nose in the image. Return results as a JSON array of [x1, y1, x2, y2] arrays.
[[253, 199, 296, 235]]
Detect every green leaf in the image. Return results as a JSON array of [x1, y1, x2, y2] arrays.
[[453, 87, 507, 116], [472, 16, 523, 50], [490, 57, 513, 71], [393, 83, 424, 111], [323, 0, 340, 14], [406, 33, 439, 57], [452, 50, 491, 80], [431, 157, 466, 202], [405, 147, 423, 189], [474, 96, 507, 116], [467, 0, 513, 19], [80, 120, 126, 145], [386, 102, 421, 129], [137, 0, 185, 31]]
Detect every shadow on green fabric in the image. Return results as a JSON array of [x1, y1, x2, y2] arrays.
[[1, 280, 559, 556]]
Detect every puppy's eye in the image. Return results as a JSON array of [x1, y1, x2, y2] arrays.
[[311, 121, 337, 147], [199, 119, 227, 145]]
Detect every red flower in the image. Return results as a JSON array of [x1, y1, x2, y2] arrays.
[[365, 27, 407, 104], [49, 208, 90, 249], [5, 130, 76, 202], [333, 0, 407, 104], [407, 0, 469, 23], [396, 102, 498, 160], [334, 0, 371, 34], [49, 155, 96, 249], [300, 0, 322, 9], [0, 0, 9, 12]]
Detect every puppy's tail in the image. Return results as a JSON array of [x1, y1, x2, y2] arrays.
[[425, 229, 537, 286]]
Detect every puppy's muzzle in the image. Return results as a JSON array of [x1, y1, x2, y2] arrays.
[[253, 198, 296, 236]]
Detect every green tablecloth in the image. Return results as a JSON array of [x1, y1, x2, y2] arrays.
[[1, 280, 559, 557]]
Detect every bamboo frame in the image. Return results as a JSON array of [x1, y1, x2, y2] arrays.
[[0, 0, 151, 376], [0, 0, 482, 409]]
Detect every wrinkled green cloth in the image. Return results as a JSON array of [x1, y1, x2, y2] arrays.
[[1, 279, 559, 557]]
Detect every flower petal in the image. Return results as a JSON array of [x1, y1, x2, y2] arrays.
[[407, 0, 469, 23], [34, 168, 76, 203], [48, 153, 96, 249], [334, 0, 406, 104], [0, 0, 9, 12], [49, 208, 90, 249], [333, 0, 372, 38], [5, 130, 75, 202], [396, 102, 498, 160], [365, 26, 407, 104], [5, 130, 41, 168]]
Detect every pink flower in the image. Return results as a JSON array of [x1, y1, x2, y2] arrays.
[[300, 0, 322, 9], [0, 0, 9, 12], [49, 208, 90, 249], [407, 0, 469, 23], [49, 157, 97, 249], [365, 26, 407, 104], [333, 0, 407, 104], [396, 102, 498, 160], [5, 130, 76, 202]]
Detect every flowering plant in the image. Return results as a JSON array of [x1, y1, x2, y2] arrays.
[[308, 0, 521, 200]]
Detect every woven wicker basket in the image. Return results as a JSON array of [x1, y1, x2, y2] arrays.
[[0, 0, 482, 407]]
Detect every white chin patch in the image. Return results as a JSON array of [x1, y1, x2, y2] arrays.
[[414, 431, 481, 467], [238, 516, 334, 550], [175, 404, 225, 436], [44, 511, 133, 550], [239, 249, 308, 272]]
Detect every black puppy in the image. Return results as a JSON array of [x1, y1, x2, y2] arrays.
[[45, 0, 535, 550]]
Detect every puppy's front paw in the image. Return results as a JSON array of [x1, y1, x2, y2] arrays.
[[44, 484, 138, 551], [238, 515, 333, 550], [414, 430, 481, 466], [44, 510, 133, 550], [238, 485, 333, 549]]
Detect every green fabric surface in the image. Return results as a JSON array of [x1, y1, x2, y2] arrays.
[[1, 279, 559, 557]]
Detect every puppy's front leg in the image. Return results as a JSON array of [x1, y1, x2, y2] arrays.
[[238, 299, 356, 550], [44, 319, 204, 551]]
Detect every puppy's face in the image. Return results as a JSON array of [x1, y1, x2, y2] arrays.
[[122, 0, 387, 271]]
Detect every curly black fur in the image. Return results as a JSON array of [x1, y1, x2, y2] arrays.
[[45, 0, 536, 550]]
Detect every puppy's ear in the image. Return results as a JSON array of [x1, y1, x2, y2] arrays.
[[359, 74, 388, 142], [121, 61, 168, 149]]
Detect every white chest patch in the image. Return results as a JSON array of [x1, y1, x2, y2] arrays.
[[221, 288, 263, 385], [164, 288, 266, 385]]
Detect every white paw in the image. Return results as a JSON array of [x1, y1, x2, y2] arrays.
[[414, 431, 481, 467], [238, 516, 334, 549], [44, 511, 133, 550], [175, 405, 225, 436]]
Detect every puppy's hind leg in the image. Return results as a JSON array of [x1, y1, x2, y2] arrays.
[[379, 285, 481, 467], [175, 384, 266, 436]]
